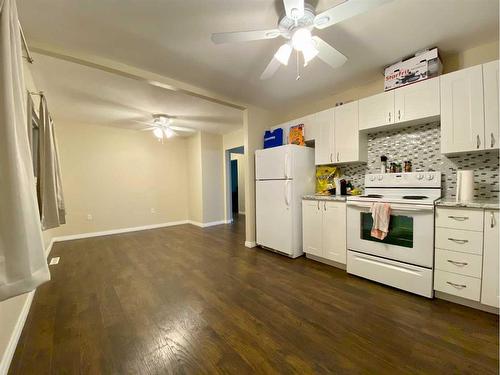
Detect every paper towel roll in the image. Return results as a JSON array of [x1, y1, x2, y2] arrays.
[[456, 170, 474, 202]]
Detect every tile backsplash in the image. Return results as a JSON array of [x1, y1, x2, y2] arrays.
[[339, 122, 499, 199]]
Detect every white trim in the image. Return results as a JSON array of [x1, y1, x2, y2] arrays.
[[188, 220, 228, 228], [0, 291, 35, 375], [245, 241, 257, 248], [52, 220, 189, 242], [45, 237, 55, 257], [238, 211, 246, 215]]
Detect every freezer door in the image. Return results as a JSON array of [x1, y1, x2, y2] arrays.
[[255, 146, 292, 180], [256, 180, 293, 255]]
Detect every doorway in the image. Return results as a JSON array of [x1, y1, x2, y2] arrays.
[[225, 145, 244, 223]]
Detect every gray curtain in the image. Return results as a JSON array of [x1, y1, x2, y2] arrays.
[[0, 0, 50, 301], [38, 95, 66, 230]]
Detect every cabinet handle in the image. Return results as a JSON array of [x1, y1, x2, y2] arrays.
[[448, 238, 469, 244], [491, 211, 495, 228], [448, 215, 468, 221], [337, 152, 339, 162], [477, 134, 480, 149], [388, 112, 391, 123], [317, 201, 320, 210], [491, 132, 495, 148], [446, 281, 467, 289], [330, 153, 332, 163], [447, 260, 468, 267], [398, 109, 401, 121], [324, 201, 327, 211]]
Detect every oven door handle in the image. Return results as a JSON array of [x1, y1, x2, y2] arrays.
[[346, 202, 434, 212]]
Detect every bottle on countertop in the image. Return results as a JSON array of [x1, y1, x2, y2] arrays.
[[404, 160, 412, 172], [380, 155, 387, 173]]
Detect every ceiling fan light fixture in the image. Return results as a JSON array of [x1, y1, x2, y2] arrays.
[[302, 41, 319, 66], [291, 28, 312, 51], [165, 127, 175, 138], [153, 128, 164, 139], [274, 43, 293, 65]]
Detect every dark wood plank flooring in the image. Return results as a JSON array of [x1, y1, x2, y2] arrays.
[[9, 216, 499, 374]]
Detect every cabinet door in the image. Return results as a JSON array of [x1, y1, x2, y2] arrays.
[[302, 200, 323, 256], [483, 60, 499, 150], [322, 201, 346, 264], [394, 77, 440, 123], [358, 91, 394, 130], [334, 101, 363, 163], [481, 210, 499, 308], [314, 109, 334, 165], [440, 65, 485, 153]]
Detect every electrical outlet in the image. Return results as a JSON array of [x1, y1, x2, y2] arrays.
[[87, 214, 93, 221], [49, 257, 60, 265], [150, 208, 156, 214]]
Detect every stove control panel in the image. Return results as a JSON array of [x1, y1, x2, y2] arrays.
[[365, 172, 441, 188]]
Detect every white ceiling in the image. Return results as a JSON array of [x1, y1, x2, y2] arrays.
[[20, 0, 499, 109], [30, 53, 243, 134]]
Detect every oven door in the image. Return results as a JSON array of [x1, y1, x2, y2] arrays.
[[346, 201, 434, 268]]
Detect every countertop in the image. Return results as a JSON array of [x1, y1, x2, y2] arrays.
[[302, 194, 349, 202], [435, 198, 500, 210]]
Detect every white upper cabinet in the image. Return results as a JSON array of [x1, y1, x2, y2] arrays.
[[313, 108, 334, 165], [359, 91, 395, 131], [440, 65, 485, 154], [481, 210, 499, 308], [483, 60, 499, 150], [394, 77, 440, 123], [333, 101, 366, 163]]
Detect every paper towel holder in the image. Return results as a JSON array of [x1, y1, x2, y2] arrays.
[[456, 170, 474, 203]]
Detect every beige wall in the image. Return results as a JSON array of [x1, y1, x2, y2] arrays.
[[272, 40, 499, 125], [200, 132, 225, 223], [243, 106, 272, 246], [187, 132, 203, 223], [48, 122, 189, 238]]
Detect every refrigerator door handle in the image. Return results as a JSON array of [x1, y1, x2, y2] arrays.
[[284, 152, 289, 179], [284, 180, 291, 208]]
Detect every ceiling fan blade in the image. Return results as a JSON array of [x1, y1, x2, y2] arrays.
[[211, 29, 281, 44], [283, 0, 304, 20], [169, 125, 196, 133], [312, 36, 347, 69], [260, 56, 282, 80], [314, 0, 392, 29]]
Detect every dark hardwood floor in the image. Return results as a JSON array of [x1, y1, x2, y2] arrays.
[[9, 216, 499, 374]]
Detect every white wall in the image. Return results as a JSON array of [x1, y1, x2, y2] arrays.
[[200, 132, 225, 223], [187, 132, 203, 223]]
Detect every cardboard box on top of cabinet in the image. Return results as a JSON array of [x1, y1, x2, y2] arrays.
[[384, 48, 442, 91]]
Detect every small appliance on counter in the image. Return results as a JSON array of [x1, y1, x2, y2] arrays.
[[456, 170, 474, 202]]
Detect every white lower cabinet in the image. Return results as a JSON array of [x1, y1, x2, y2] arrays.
[[302, 199, 346, 264], [435, 207, 500, 309], [481, 210, 499, 307]]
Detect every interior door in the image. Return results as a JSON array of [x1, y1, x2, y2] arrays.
[[440, 65, 485, 153], [481, 210, 499, 307], [302, 200, 322, 256], [255, 146, 290, 180], [394, 77, 440, 123], [256, 180, 293, 254], [323, 201, 346, 264], [358, 91, 395, 130], [483, 60, 499, 150], [334, 101, 359, 163]]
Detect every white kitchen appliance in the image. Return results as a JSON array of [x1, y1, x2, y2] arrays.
[[346, 172, 442, 298], [256, 144, 315, 258]]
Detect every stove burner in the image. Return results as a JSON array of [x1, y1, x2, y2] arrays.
[[359, 194, 383, 198], [403, 195, 428, 200]]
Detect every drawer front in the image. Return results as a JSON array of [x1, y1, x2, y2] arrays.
[[434, 270, 481, 301], [435, 207, 483, 231], [435, 227, 483, 255], [435, 249, 483, 278]]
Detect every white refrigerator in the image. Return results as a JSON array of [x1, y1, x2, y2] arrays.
[[255, 145, 315, 258]]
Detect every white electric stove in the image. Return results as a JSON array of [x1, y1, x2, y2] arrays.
[[346, 172, 442, 298]]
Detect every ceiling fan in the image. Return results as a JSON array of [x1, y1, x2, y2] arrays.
[[138, 114, 196, 141], [211, 0, 392, 79]]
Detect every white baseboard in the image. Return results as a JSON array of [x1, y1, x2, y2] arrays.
[[52, 220, 189, 242], [188, 220, 229, 228], [0, 291, 35, 375], [245, 241, 257, 248], [45, 237, 55, 257]]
